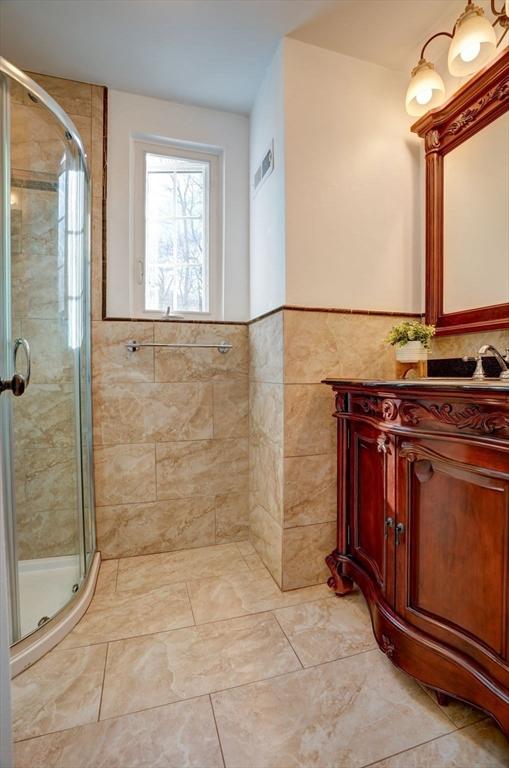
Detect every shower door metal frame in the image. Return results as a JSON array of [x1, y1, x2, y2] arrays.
[[0, 57, 95, 646]]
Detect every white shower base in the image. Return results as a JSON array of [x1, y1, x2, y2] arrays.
[[17, 555, 81, 638]]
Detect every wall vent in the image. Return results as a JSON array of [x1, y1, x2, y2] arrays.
[[253, 141, 274, 195]]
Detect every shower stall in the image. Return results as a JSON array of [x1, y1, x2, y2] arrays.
[[0, 59, 96, 663]]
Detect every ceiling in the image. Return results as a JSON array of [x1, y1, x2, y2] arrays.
[[0, 0, 477, 114]]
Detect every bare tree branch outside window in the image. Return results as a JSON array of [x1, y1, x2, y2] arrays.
[[145, 152, 208, 313]]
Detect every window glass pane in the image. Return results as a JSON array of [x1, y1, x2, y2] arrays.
[[144, 152, 208, 313]]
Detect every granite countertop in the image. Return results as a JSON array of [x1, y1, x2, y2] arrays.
[[322, 377, 509, 393]]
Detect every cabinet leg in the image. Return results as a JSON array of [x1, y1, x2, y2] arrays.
[[435, 691, 451, 707], [326, 550, 355, 596]]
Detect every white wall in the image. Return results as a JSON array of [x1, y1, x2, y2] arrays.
[[249, 44, 286, 319], [284, 38, 422, 313], [107, 89, 250, 320]]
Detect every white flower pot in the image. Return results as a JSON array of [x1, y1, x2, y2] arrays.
[[396, 341, 428, 363]]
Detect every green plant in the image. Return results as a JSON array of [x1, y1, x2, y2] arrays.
[[385, 320, 435, 350]]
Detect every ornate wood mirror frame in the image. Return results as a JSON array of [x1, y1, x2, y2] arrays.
[[412, 48, 509, 336]]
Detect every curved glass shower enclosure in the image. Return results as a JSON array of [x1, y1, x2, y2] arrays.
[[0, 59, 95, 645]]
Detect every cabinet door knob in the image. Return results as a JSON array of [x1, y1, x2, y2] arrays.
[[395, 522, 405, 546], [385, 517, 394, 538]]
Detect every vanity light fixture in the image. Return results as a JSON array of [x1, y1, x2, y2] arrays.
[[405, 0, 509, 116], [448, 2, 497, 75]]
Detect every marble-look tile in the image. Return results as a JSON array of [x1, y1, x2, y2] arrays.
[[250, 437, 284, 525], [154, 323, 248, 382], [422, 685, 485, 728], [27, 72, 92, 117], [94, 559, 118, 595], [370, 719, 509, 767], [284, 384, 336, 457], [156, 438, 248, 500], [283, 522, 336, 589], [14, 696, 224, 768], [250, 381, 284, 447], [12, 644, 107, 741], [11, 242, 60, 320], [116, 543, 245, 592], [93, 382, 213, 445], [16, 507, 78, 560], [91, 85, 104, 201], [249, 311, 284, 383], [213, 377, 249, 438], [94, 444, 156, 507], [236, 541, 256, 556], [187, 566, 330, 624], [92, 321, 154, 384], [60, 582, 194, 648], [15, 444, 78, 516], [432, 329, 509, 360], [71, 114, 92, 163], [96, 497, 216, 558], [21, 318, 74, 385], [215, 492, 249, 543], [11, 104, 67, 175], [13, 383, 74, 453], [90, 200, 103, 321], [283, 310, 403, 383], [100, 612, 301, 720], [250, 502, 283, 586], [284, 453, 336, 527], [274, 593, 375, 666], [211, 651, 454, 768]]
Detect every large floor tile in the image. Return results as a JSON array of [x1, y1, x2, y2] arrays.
[[211, 650, 454, 768], [100, 612, 300, 720], [370, 719, 509, 767], [188, 567, 330, 624], [12, 645, 107, 741], [94, 559, 118, 595], [14, 696, 224, 768], [421, 685, 486, 729], [274, 593, 376, 667], [60, 582, 194, 648], [116, 542, 245, 592]]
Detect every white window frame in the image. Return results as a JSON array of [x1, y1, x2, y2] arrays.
[[132, 139, 222, 320]]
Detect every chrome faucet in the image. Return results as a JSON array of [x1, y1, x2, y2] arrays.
[[472, 344, 509, 380]]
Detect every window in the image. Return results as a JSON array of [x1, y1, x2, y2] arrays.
[[133, 141, 221, 318]]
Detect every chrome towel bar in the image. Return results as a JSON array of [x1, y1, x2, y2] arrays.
[[126, 339, 232, 354]]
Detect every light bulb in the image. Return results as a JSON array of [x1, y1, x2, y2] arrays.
[[416, 88, 433, 105], [460, 39, 481, 62]]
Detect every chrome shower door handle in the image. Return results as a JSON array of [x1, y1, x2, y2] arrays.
[[0, 338, 31, 396]]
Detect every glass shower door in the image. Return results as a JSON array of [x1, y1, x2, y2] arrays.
[[0, 66, 92, 644]]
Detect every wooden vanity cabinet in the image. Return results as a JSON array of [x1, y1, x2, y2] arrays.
[[324, 381, 509, 736]]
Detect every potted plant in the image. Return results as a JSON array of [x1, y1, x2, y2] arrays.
[[385, 320, 435, 362]]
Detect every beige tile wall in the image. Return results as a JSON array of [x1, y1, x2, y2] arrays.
[[93, 322, 249, 559], [249, 308, 414, 590], [431, 329, 509, 359]]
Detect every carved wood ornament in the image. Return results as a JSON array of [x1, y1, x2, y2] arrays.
[[412, 47, 509, 336]]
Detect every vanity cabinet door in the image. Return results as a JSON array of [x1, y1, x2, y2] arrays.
[[395, 437, 509, 684], [349, 420, 395, 604]]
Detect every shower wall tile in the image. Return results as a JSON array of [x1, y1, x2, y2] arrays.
[[215, 492, 249, 543], [17, 508, 79, 561], [284, 453, 337, 528], [94, 444, 156, 507], [25, 74, 93, 117]]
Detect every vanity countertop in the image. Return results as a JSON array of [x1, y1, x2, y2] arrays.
[[322, 377, 509, 393]]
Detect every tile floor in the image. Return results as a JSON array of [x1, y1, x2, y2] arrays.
[[12, 541, 509, 767]]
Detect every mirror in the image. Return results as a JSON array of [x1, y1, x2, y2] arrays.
[[412, 48, 509, 336], [443, 114, 509, 314]]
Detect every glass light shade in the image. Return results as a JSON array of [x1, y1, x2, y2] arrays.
[[405, 60, 446, 116], [448, 5, 497, 76]]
